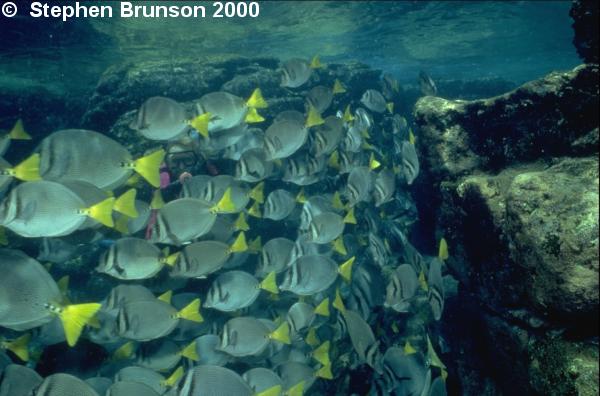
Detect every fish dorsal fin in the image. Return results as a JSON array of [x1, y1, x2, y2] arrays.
[[189, 112, 211, 138], [230, 232, 248, 253], [369, 153, 381, 170], [10, 154, 41, 181], [248, 201, 262, 218], [162, 366, 185, 387], [404, 340, 417, 355], [332, 79, 346, 94], [338, 256, 355, 282], [332, 288, 346, 314], [133, 149, 165, 188], [213, 187, 236, 213], [259, 271, 279, 294], [85, 197, 116, 228], [245, 107, 266, 123], [285, 381, 305, 396], [309, 55, 323, 69], [112, 341, 135, 361], [158, 290, 173, 304], [438, 237, 449, 260], [332, 237, 347, 256], [177, 298, 203, 323], [343, 207, 356, 224], [234, 212, 250, 231], [269, 322, 291, 344], [328, 150, 340, 170], [312, 341, 330, 366], [9, 119, 31, 140], [246, 88, 268, 109], [114, 188, 138, 218], [59, 303, 102, 347], [256, 384, 282, 396], [4, 333, 30, 362], [180, 341, 199, 361], [305, 105, 325, 128], [386, 102, 394, 114], [314, 298, 330, 317], [315, 363, 333, 380], [342, 105, 355, 123], [249, 181, 265, 203], [305, 327, 319, 347]]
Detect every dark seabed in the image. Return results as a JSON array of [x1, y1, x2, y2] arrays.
[[0, 1, 598, 396]]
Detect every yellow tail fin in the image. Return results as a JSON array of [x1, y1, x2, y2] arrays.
[[125, 173, 143, 188], [248, 201, 262, 218], [57, 275, 70, 298], [314, 298, 330, 317], [234, 212, 250, 231], [162, 366, 185, 387], [230, 232, 248, 253], [438, 237, 449, 260], [59, 303, 102, 347], [332, 237, 347, 256], [213, 187, 236, 213], [112, 341, 135, 361], [246, 88, 268, 109], [260, 271, 279, 294], [305, 327, 319, 347], [286, 381, 305, 396], [158, 290, 173, 304], [114, 189, 138, 218], [418, 270, 429, 292], [339, 256, 355, 282], [315, 364, 333, 380], [332, 79, 346, 94], [295, 188, 307, 204], [162, 252, 180, 267], [409, 128, 416, 145], [404, 340, 417, 355], [369, 153, 381, 170], [114, 214, 130, 235], [189, 113, 211, 138], [245, 107, 266, 123], [256, 384, 282, 396], [269, 322, 290, 344], [343, 105, 355, 123], [332, 288, 346, 314], [328, 150, 340, 170], [151, 189, 165, 210], [249, 181, 265, 203], [9, 119, 31, 140], [386, 102, 394, 114], [180, 341, 199, 361], [249, 235, 262, 253], [4, 333, 30, 362], [427, 335, 446, 369], [343, 207, 356, 224], [332, 191, 344, 211], [134, 149, 165, 188], [177, 298, 203, 323], [310, 55, 323, 69], [313, 341, 330, 366], [86, 197, 115, 228], [305, 105, 325, 128], [12, 154, 41, 181]]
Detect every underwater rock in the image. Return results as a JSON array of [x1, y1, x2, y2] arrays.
[[414, 63, 599, 395], [570, 0, 599, 63]]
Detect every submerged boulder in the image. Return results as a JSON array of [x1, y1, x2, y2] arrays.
[[414, 63, 599, 395]]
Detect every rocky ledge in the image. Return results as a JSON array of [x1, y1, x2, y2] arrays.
[[414, 62, 599, 395]]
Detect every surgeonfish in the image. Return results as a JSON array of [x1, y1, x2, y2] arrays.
[[381, 347, 431, 396], [419, 70, 438, 96], [384, 264, 419, 313], [360, 89, 388, 113], [263, 189, 296, 221], [306, 85, 333, 113], [280, 254, 353, 295], [264, 117, 308, 161], [31, 373, 100, 396], [399, 140, 420, 185], [342, 308, 382, 372], [242, 367, 283, 396], [204, 270, 278, 312], [280, 56, 321, 88], [235, 148, 274, 183], [219, 317, 290, 357], [131, 96, 189, 141], [0, 364, 42, 396], [105, 381, 161, 396], [257, 237, 295, 276], [345, 166, 373, 207], [428, 258, 445, 321], [373, 168, 396, 207], [175, 365, 253, 396], [37, 129, 165, 189]]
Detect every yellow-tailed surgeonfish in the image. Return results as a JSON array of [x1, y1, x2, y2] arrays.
[[342, 308, 382, 372], [147, 198, 217, 245], [181, 174, 250, 213], [235, 148, 274, 183], [204, 270, 278, 312], [130, 96, 190, 141], [280, 255, 354, 295], [345, 166, 374, 207], [360, 89, 388, 113], [280, 56, 322, 88], [263, 189, 296, 221], [0, 364, 42, 395], [419, 70, 438, 96], [36, 129, 165, 189], [427, 257, 445, 321], [0, 249, 100, 346], [257, 237, 295, 276], [188, 334, 231, 366], [381, 346, 431, 395], [372, 168, 396, 207], [0, 181, 115, 238], [264, 117, 308, 161], [105, 380, 161, 396], [310, 116, 344, 157], [242, 367, 283, 396], [96, 237, 178, 280], [398, 140, 420, 185], [176, 365, 254, 396], [33, 372, 100, 396], [170, 232, 247, 278], [384, 264, 419, 313], [306, 85, 333, 114], [218, 317, 290, 357]]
